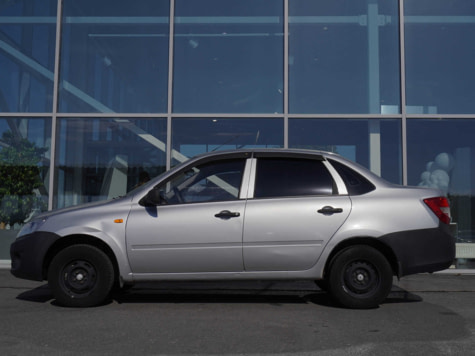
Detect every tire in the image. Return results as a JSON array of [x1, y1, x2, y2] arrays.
[[48, 244, 115, 307], [327, 245, 393, 309]]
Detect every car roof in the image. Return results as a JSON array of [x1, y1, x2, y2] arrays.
[[190, 148, 339, 160], [208, 148, 393, 185]]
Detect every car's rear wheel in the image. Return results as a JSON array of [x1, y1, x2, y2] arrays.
[[327, 245, 393, 309], [48, 244, 115, 307]]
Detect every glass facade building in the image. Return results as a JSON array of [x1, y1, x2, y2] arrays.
[[0, 0, 474, 268]]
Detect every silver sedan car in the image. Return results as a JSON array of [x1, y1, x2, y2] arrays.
[[11, 149, 455, 309]]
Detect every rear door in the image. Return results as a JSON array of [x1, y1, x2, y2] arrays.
[[242, 155, 351, 271]]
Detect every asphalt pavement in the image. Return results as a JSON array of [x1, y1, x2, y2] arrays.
[[0, 267, 474, 355]]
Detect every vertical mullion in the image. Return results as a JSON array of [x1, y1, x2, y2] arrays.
[[399, 0, 408, 185], [48, 0, 63, 210], [284, 0, 289, 148], [166, 0, 175, 171]]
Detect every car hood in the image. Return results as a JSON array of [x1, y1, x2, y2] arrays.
[[34, 197, 130, 220], [29, 196, 134, 235]]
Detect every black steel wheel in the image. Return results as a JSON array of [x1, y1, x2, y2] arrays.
[[48, 244, 115, 307], [327, 245, 393, 309]]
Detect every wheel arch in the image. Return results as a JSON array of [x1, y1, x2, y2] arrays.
[[42, 235, 121, 286], [323, 237, 400, 279]]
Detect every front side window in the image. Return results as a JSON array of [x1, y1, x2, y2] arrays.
[[159, 159, 246, 204], [254, 158, 335, 198]]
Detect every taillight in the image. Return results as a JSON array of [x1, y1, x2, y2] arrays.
[[423, 197, 451, 225]]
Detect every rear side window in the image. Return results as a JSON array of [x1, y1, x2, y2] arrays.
[[254, 158, 335, 198], [328, 159, 375, 195]]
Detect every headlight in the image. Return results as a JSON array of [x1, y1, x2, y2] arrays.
[[17, 217, 48, 238]]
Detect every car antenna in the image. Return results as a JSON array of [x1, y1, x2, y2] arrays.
[[211, 134, 242, 151]]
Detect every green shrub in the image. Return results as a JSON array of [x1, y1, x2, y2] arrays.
[[0, 131, 47, 227]]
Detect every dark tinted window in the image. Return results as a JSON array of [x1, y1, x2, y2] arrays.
[[329, 159, 375, 195], [254, 158, 334, 198]]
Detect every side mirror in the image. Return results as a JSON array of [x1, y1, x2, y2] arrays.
[[139, 188, 162, 207]]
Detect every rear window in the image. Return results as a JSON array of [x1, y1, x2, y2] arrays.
[[328, 159, 375, 195], [254, 158, 335, 198]]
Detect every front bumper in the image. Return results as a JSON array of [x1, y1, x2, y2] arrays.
[[380, 223, 455, 277], [10, 231, 60, 281]]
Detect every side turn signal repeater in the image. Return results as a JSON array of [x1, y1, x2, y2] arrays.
[[114, 219, 124, 224]]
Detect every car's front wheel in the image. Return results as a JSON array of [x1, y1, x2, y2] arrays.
[[48, 244, 115, 307], [327, 245, 393, 309]]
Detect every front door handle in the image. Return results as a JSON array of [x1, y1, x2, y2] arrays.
[[317, 206, 343, 215], [215, 210, 240, 219]]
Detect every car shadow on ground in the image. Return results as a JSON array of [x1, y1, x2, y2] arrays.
[[16, 284, 53, 303], [15, 283, 422, 308]]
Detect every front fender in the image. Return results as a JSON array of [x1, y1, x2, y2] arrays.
[[51, 226, 133, 283]]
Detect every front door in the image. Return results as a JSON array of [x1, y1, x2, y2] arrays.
[[126, 157, 247, 273]]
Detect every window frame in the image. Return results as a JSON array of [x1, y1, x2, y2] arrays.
[[155, 155, 248, 205]]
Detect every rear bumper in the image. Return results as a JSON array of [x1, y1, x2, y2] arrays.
[[10, 231, 60, 281], [380, 223, 456, 277]]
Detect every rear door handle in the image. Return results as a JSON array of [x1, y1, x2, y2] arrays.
[[317, 206, 343, 215], [215, 210, 240, 219]]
